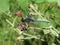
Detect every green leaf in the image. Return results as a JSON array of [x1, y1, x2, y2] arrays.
[[0, 0, 9, 12]]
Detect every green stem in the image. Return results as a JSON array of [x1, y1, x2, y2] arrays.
[[6, 19, 14, 27], [13, 16, 18, 27]]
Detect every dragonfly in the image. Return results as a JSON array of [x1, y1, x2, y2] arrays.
[[19, 15, 49, 31], [21, 15, 49, 23]]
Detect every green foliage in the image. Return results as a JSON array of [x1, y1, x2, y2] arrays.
[[57, 0, 60, 6], [35, 0, 45, 3], [0, 0, 9, 12], [17, 0, 30, 13], [0, 0, 60, 45], [31, 0, 57, 3], [46, 0, 57, 3]]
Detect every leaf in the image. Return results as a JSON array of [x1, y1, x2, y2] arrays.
[[0, 0, 9, 12]]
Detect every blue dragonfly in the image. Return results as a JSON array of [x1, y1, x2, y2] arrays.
[[21, 15, 49, 23]]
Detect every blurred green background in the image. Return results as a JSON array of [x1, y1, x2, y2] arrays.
[[0, 0, 60, 45]]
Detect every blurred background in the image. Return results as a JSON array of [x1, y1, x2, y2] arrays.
[[0, 0, 60, 45]]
